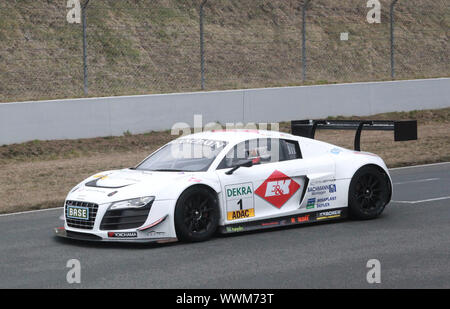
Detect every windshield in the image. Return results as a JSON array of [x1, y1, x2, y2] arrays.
[[136, 139, 227, 172]]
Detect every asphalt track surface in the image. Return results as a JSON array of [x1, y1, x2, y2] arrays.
[[0, 163, 449, 288]]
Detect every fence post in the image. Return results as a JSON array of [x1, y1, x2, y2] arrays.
[[301, 0, 311, 83], [81, 0, 90, 95], [200, 0, 208, 90], [390, 0, 398, 79]]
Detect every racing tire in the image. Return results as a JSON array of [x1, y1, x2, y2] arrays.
[[348, 165, 390, 220], [174, 186, 220, 242]]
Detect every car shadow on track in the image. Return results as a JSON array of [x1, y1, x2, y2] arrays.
[[52, 214, 387, 249], [52, 235, 179, 250], [216, 217, 351, 240]]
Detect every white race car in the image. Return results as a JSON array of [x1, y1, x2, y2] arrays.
[[55, 120, 417, 243]]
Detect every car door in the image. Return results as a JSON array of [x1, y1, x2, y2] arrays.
[[216, 138, 322, 224]]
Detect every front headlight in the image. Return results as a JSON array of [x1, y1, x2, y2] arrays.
[[109, 196, 155, 210]]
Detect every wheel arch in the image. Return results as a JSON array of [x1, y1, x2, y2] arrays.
[[182, 183, 219, 198], [175, 183, 221, 217], [170, 179, 221, 204], [352, 163, 393, 204], [173, 183, 221, 242]]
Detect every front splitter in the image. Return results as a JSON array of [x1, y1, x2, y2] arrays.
[[54, 227, 177, 244]]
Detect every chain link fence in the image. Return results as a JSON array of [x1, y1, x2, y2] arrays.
[[0, 0, 448, 102]]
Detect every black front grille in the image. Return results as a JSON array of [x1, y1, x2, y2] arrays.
[[100, 202, 153, 231], [65, 200, 99, 230]]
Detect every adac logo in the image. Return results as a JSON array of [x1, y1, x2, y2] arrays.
[[255, 170, 300, 209]]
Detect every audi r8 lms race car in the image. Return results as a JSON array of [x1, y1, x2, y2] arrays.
[[55, 119, 417, 243]]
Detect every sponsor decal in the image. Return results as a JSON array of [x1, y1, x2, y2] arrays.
[[307, 184, 337, 196], [212, 129, 259, 134], [289, 215, 311, 223], [306, 198, 316, 209], [223, 209, 345, 233], [226, 226, 244, 233], [316, 196, 336, 208], [297, 215, 310, 223], [289, 215, 311, 224], [226, 185, 253, 198], [93, 174, 109, 180], [311, 179, 336, 185], [289, 214, 310, 224], [146, 231, 166, 237], [317, 210, 342, 220], [261, 221, 279, 227], [225, 182, 255, 221], [318, 202, 330, 208], [107, 190, 118, 197], [255, 170, 301, 209], [173, 138, 226, 149], [227, 208, 255, 221], [107, 232, 138, 238], [330, 148, 342, 154], [67, 206, 89, 220], [188, 177, 202, 183]]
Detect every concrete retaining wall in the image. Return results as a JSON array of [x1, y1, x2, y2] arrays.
[[1, 78, 448, 145]]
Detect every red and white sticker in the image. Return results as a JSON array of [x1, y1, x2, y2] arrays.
[[255, 170, 300, 209]]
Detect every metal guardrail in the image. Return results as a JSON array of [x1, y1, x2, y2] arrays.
[[0, 1, 448, 102]]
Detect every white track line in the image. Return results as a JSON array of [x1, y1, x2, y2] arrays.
[[393, 178, 440, 185], [389, 162, 450, 171], [392, 196, 450, 204], [0, 207, 62, 217]]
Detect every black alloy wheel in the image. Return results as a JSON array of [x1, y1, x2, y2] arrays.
[[174, 186, 219, 242], [348, 166, 390, 219]]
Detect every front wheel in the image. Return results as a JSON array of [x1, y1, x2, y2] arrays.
[[348, 166, 390, 220], [174, 186, 220, 242]]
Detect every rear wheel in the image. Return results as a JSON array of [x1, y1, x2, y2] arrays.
[[174, 186, 219, 242], [348, 166, 390, 220]]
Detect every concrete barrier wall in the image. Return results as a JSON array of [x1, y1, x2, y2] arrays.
[[1, 78, 449, 145]]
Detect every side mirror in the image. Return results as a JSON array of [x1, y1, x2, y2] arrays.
[[225, 159, 253, 175], [240, 159, 254, 168]]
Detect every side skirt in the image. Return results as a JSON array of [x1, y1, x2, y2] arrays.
[[219, 208, 347, 234]]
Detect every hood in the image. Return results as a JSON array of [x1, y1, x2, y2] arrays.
[[85, 169, 154, 188], [67, 169, 217, 205]]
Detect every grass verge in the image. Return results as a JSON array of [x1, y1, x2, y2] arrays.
[[0, 108, 448, 214]]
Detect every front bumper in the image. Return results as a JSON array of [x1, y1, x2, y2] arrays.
[[56, 199, 178, 243], [54, 226, 177, 244]]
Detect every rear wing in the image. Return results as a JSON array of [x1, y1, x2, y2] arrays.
[[291, 119, 417, 151]]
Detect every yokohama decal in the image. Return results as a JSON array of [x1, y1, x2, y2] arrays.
[[255, 170, 300, 209]]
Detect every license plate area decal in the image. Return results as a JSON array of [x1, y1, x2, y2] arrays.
[[67, 206, 89, 220]]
